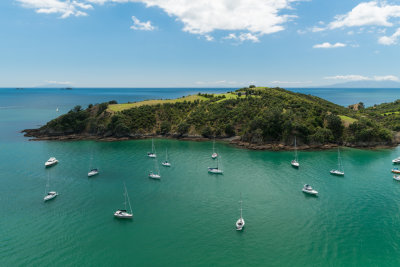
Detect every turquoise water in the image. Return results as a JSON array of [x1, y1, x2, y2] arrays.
[[1, 88, 400, 266]]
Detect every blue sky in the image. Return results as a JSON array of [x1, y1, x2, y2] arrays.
[[1, 0, 400, 87]]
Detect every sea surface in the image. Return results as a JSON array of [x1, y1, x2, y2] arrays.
[[1, 87, 400, 266]]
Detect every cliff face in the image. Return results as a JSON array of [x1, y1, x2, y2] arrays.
[[22, 87, 398, 148]]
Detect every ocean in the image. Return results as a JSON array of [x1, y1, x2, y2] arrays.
[[1, 87, 400, 266]]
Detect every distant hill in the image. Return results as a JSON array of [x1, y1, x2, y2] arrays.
[[22, 87, 397, 149], [318, 80, 400, 88]]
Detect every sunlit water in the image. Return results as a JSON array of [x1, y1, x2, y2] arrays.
[[1, 88, 400, 266]]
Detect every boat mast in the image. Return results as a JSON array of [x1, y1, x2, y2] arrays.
[[166, 148, 168, 162], [213, 138, 215, 153], [123, 183, 127, 211], [294, 136, 298, 161], [239, 193, 243, 219], [124, 182, 133, 214], [152, 138, 155, 154], [338, 148, 343, 172]]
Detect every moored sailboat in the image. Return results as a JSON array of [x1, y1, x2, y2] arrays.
[[330, 148, 344, 176], [236, 194, 245, 231], [161, 148, 171, 167], [149, 158, 161, 179], [147, 138, 157, 158], [211, 138, 218, 159], [44, 172, 58, 202], [114, 183, 133, 219], [291, 137, 299, 168], [208, 156, 223, 174]]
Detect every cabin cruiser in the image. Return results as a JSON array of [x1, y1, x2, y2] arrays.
[[45, 157, 58, 167], [302, 184, 318, 195], [44, 191, 58, 201], [88, 169, 99, 177], [393, 157, 400, 164], [114, 209, 133, 219]]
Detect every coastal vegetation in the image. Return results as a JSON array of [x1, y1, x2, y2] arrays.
[[23, 87, 398, 149]]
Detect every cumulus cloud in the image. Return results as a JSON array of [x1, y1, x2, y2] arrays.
[[328, 1, 400, 29], [130, 16, 155, 31], [324, 75, 399, 81], [17, 0, 93, 18], [378, 28, 400, 45], [18, 0, 300, 41], [313, 42, 346, 49], [223, 33, 260, 43]]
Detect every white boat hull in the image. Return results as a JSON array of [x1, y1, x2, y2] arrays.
[[330, 170, 344, 176], [291, 161, 299, 168], [394, 175, 400, 181], [148, 153, 156, 158], [88, 170, 99, 177], [45, 160, 58, 167], [302, 188, 318, 195], [208, 168, 223, 174], [162, 162, 171, 167], [393, 159, 400, 164], [114, 210, 133, 219], [149, 174, 161, 179], [212, 153, 218, 159], [392, 169, 400, 174], [236, 218, 245, 231], [44, 192, 58, 201]]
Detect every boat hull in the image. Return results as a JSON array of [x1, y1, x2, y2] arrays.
[[149, 174, 161, 179], [44, 192, 58, 201], [208, 168, 223, 174], [236, 218, 245, 231], [161, 162, 171, 167], [394, 175, 400, 181], [114, 211, 133, 219], [88, 171, 99, 177], [330, 170, 344, 176], [392, 169, 400, 174]]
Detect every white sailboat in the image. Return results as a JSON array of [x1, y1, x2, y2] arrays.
[[330, 148, 344, 176], [149, 158, 161, 179], [236, 194, 245, 231], [88, 152, 99, 177], [44, 171, 58, 201], [208, 156, 223, 174], [393, 175, 400, 181], [56, 107, 59, 112], [291, 137, 299, 168], [114, 183, 133, 219], [212, 138, 218, 159], [147, 138, 157, 158], [161, 148, 171, 167]]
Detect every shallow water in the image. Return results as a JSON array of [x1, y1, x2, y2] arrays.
[[1, 88, 400, 266]]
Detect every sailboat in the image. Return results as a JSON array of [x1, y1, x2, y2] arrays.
[[56, 107, 59, 112], [208, 156, 223, 174], [291, 137, 299, 168], [44, 171, 58, 201], [147, 138, 157, 158], [149, 158, 161, 179], [114, 183, 133, 219], [88, 152, 99, 177], [236, 194, 245, 231], [330, 147, 344, 176], [161, 148, 171, 167], [211, 138, 218, 159]]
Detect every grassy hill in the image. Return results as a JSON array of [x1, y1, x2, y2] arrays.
[[23, 87, 396, 148]]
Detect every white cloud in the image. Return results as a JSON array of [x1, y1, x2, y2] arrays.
[[329, 1, 400, 29], [313, 42, 346, 49], [45, 80, 72, 85], [224, 32, 260, 43], [19, 0, 301, 39], [311, 26, 325, 32], [378, 28, 400, 45], [17, 0, 93, 18], [130, 16, 155, 31], [133, 0, 298, 36], [324, 75, 399, 81]]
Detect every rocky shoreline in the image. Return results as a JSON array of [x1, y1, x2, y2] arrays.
[[21, 129, 398, 151]]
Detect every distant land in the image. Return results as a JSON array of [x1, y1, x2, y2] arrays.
[[314, 80, 400, 89], [22, 86, 400, 151]]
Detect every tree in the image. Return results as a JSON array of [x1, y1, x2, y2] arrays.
[[177, 122, 190, 135], [326, 114, 343, 141], [160, 121, 171, 135], [249, 85, 256, 88]]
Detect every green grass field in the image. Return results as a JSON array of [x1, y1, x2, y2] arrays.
[[382, 111, 400, 116], [108, 94, 208, 112], [339, 115, 357, 125]]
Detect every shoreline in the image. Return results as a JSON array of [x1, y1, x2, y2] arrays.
[[21, 130, 398, 151]]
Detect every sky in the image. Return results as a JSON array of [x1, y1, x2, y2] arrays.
[[1, 0, 400, 87]]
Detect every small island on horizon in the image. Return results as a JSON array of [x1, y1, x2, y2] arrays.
[[23, 86, 400, 151]]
